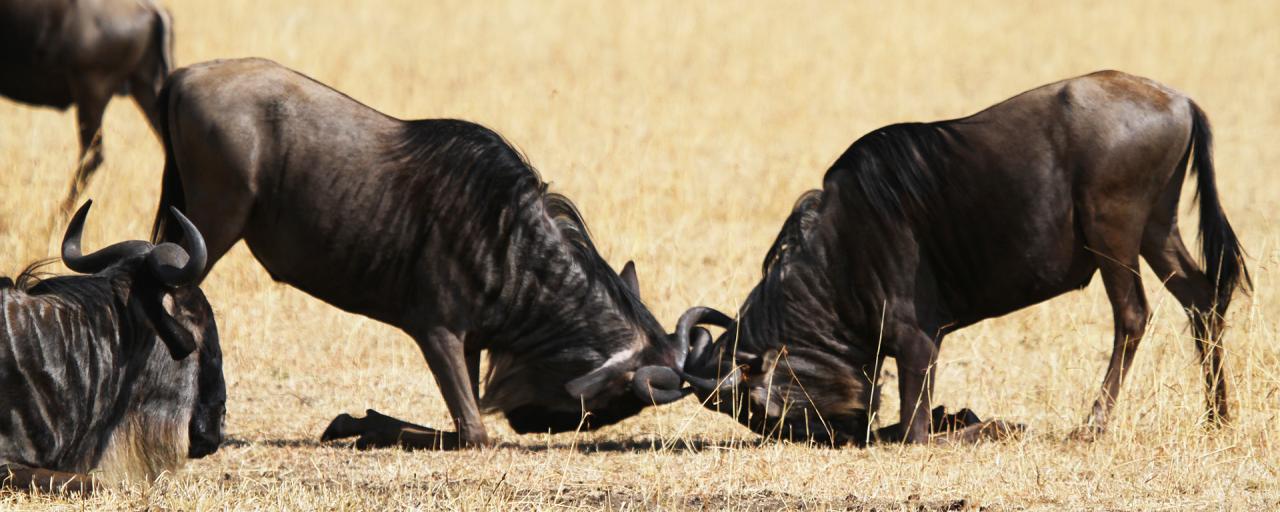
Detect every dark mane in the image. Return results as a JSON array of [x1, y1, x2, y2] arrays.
[[762, 190, 823, 276], [392, 118, 543, 185], [826, 122, 966, 225], [7, 258, 59, 292], [543, 192, 653, 333], [388, 119, 547, 238], [386, 119, 548, 277]]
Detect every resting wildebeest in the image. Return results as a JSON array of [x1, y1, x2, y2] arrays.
[[149, 58, 692, 449], [0, 0, 174, 213], [677, 71, 1249, 445], [0, 201, 223, 493]]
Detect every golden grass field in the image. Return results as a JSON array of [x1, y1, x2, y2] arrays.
[[2, 0, 1279, 509]]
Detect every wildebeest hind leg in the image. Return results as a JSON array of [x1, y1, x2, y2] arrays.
[[1, 464, 96, 494], [1142, 225, 1230, 425], [1076, 214, 1149, 439]]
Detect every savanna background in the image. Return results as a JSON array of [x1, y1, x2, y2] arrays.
[[2, 0, 1278, 509]]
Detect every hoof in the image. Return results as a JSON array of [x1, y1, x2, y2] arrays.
[[1068, 424, 1105, 442], [320, 412, 366, 442], [977, 420, 1026, 441]]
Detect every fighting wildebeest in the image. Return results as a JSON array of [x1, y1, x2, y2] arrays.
[[677, 71, 1249, 445], [150, 58, 692, 449], [0, 201, 224, 493], [0, 0, 174, 213]]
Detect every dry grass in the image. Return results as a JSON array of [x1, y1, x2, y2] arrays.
[[2, 0, 1279, 509]]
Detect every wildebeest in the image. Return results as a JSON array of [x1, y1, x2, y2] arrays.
[[0, 0, 174, 213], [149, 58, 692, 449], [677, 71, 1249, 445], [0, 201, 224, 493]]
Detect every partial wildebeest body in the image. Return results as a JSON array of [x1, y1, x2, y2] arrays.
[[151, 58, 692, 449], [0, 202, 224, 493], [0, 0, 174, 212], [678, 71, 1249, 445]]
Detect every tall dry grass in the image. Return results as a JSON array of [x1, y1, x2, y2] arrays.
[[1, 1, 1278, 509]]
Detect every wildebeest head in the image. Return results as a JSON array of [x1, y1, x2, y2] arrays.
[[495, 261, 704, 434], [674, 307, 878, 446], [673, 192, 881, 446], [62, 201, 225, 458]]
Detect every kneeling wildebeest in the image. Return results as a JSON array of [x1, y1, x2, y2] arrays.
[[0, 201, 224, 493], [0, 0, 174, 213], [150, 58, 694, 449], [677, 71, 1249, 445]]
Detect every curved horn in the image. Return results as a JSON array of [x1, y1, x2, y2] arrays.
[[676, 306, 734, 368], [688, 327, 712, 368], [62, 200, 152, 274], [147, 207, 207, 286], [631, 366, 692, 405], [680, 369, 741, 398], [674, 306, 742, 399]]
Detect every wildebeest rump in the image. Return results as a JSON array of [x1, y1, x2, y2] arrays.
[[677, 71, 1249, 445], [0, 201, 224, 493], [150, 58, 693, 449], [0, 0, 174, 213]]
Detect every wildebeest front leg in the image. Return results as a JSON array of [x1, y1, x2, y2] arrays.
[[322, 328, 490, 450], [466, 349, 481, 403], [930, 420, 1025, 444], [61, 79, 110, 216], [873, 406, 982, 442], [321, 409, 450, 450], [895, 330, 939, 444], [1076, 243, 1149, 440], [1, 464, 96, 494]]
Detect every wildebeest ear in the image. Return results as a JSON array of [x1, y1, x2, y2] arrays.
[[137, 289, 198, 360], [620, 261, 640, 298], [565, 364, 628, 402]]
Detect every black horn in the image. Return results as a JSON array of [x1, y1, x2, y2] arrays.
[[62, 200, 152, 274], [675, 306, 741, 398], [146, 207, 207, 286], [631, 366, 692, 405], [676, 306, 734, 367]]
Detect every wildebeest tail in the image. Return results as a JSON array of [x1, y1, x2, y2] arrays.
[[152, 3, 174, 80], [150, 76, 186, 244], [1188, 101, 1250, 307]]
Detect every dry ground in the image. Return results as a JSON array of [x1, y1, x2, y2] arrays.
[[2, 1, 1279, 509]]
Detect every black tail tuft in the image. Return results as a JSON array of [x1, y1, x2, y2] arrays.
[[1188, 101, 1251, 308], [150, 74, 186, 244]]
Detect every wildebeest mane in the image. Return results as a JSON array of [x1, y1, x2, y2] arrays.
[[740, 122, 970, 357], [544, 192, 651, 323], [390, 119, 648, 320], [391, 118, 543, 185], [385, 118, 546, 282], [827, 121, 967, 227], [762, 190, 824, 277], [6, 258, 59, 291]]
